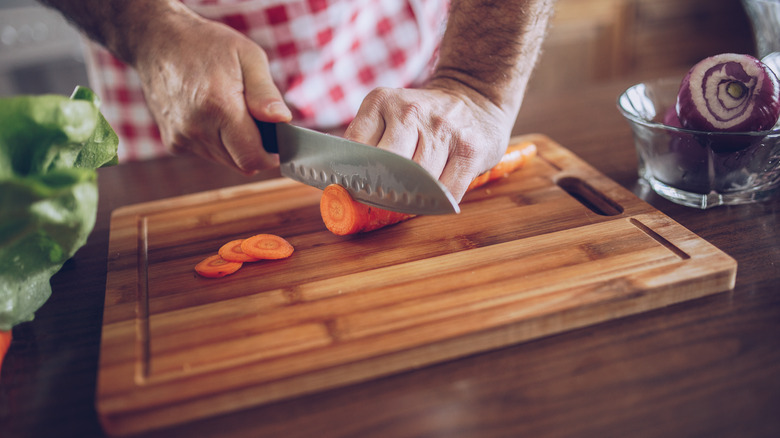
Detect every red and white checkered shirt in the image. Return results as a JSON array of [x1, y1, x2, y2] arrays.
[[83, 0, 449, 162]]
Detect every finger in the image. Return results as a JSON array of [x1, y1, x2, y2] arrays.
[[438, 153, 481, 202], [242, 47, 292, 123], [200, 141, 237, 170], [177, 95, 267, 173], [157, 116, 238, 170], [375, 118, 418, 160], [227, 44, 289, 171], [180, 133, 237, 170], [438, 164, 472, 202], [219, 112, 278, 173], [411, 133, 447, 180], [344, 101, 385, 146]]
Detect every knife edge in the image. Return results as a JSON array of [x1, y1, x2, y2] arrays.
[[258, 121, 460, 215], [279, 161, 460, 215]]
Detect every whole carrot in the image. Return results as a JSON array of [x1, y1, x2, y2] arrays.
[[468, 140, 537, 190], [321, 140, 537, 235]]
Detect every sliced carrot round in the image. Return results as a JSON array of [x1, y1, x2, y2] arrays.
[[240, 234, 294, 260], [194, 254, 243, 278], [218, 239, 261, 262]]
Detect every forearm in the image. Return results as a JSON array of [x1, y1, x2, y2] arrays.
[[37, 0, 195, 65], [431, 0, 554, 118]]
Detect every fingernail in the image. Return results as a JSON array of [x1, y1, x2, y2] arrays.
[[267, 101, 292, 120]]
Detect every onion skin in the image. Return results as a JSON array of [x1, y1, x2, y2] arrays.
[[676, 53, 780, 133]]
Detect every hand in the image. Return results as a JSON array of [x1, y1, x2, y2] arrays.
[[132, 6, 292, 173], [343, 78, 513, 201], [342, 0, 554, 202]]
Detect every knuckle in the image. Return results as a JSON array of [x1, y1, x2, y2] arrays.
[[397, 101, 424, 124], [426, 114, 455, 144], [365, 86, 393, 102], [362, 87, 393, 111], [363, 88, 426, 124], [450, 137, 483, 174]]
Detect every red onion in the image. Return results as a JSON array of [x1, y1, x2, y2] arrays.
[[676, 53, 780, 133], [661, 106, 711, 193]]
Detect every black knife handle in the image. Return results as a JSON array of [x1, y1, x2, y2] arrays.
[[255, 120, 278, 154]]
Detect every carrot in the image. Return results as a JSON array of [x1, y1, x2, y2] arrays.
[[320, 184, 415, 235], [218, 239, 261, 262], [240, 234, 294, 260], [1, 330, 12, 374], [321, 140, 537, 235], [467, 140, 537, 190], [195, 234, 294, 278], [467, 172, 491, 191], [194, 254, 243, 278]]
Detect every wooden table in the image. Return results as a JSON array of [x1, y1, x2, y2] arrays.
[[3, 76, 779, 438]]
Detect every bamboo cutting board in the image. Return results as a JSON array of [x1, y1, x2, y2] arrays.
[[97, 134, 736, 435]]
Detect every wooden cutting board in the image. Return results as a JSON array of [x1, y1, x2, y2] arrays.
[[96, 134, 736, 436]]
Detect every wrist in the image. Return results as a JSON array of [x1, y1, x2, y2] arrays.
[[425, 72, 519, 129], [430, 0, 553, 121], [105, 0, 199, 66]]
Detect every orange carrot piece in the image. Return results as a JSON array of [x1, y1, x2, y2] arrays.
[[240, 234, 294, 260], [320, 184, 415, 235], [218, 239, 261, 262], [0, 330, 11, 374], [467, 172, 491, 191], [467, 140, 537, 191], [321, 140, 537, 235], [195, 254, 243, 278]]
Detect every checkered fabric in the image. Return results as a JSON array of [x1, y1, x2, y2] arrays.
[[83, 0, 449, 162]]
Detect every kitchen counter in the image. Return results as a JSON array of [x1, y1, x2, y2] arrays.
[[2, 76, 779, 438]]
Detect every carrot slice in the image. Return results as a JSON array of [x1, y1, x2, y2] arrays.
[[195, 254, 243, 278], [321, 140, 537, 235], [240, 234, 294, 260], [218, 239, 261, 262], [0, 330, 11, 374]]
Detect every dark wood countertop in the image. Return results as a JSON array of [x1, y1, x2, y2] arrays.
[[3, 75, 779, 438]]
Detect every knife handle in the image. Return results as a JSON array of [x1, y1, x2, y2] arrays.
[[255, 120, 278, 154]]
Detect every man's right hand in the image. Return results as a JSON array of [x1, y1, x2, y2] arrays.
[[40, 0, 293, 174], [132, 2, 292, 173]]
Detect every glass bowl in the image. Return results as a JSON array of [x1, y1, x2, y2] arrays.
[[617, 78, 780, 209]]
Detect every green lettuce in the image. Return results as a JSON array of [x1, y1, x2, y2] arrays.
[[0, 86, 118, 330]]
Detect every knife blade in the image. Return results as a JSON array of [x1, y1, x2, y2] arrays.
[[256, 121, 460, 215]]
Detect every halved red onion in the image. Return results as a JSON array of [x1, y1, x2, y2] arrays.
[[661, 106, 711, 193], [676, 53, 780, 133]]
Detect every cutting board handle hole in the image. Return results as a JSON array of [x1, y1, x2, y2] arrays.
[[556, 177, 623, 216]]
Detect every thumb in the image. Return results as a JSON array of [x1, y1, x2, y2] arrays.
[[241, 46, 292, 122]]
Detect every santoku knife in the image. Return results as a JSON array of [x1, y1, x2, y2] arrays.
[[256, 121, 459, 215]]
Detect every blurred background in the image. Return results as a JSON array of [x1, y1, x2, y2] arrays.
[[0, 0, 756, 97], [0, 0, 87, 96], [526, 0, 755, 95]]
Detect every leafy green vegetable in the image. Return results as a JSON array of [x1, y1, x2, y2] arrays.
[[0, 86, 118, 330]]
